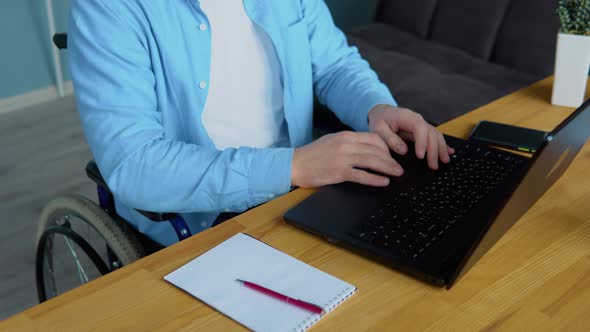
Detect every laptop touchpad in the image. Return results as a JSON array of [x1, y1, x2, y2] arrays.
[[284, 182, 386, 236]]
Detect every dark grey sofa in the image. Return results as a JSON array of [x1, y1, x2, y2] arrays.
[[318, 0, 560, 127]]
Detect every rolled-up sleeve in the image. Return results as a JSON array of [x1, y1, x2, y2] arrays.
[[303, 0, 397, 132]]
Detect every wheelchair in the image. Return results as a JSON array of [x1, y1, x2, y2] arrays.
[[35, 34, 194, 303], [35, 161, 195, 302]]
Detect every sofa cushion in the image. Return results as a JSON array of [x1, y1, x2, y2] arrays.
[[392, 74, 506, 125], [459, 62, 537, 94], [342, 0, 551, 126], [346, 23, 416, 51], [348, 37, 441, 88], [401, 39, 485, 73], [348, 25, 538, 94], [348, 34, 508, 125], [377, 0, 438, 38], [429, 0, 512, 59], [399, 39, 538, 93], [491, 0, 559, 76]]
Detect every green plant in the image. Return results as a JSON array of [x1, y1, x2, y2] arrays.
[[557, 0, 590, 35]]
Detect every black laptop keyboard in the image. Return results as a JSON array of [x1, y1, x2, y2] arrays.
[[352, 142, 526, 260]]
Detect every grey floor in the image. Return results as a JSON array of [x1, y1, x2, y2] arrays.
[[0, 97, 95, 319]]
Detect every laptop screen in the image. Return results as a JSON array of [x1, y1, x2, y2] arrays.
[[449, 99, 590, 286]]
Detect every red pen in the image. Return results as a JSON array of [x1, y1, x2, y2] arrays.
[[235, 279, 325, 315]]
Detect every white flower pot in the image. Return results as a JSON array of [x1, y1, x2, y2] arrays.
[[551, 32, 590, 108]]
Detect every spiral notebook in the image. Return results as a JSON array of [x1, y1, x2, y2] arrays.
[[164, 233, 356, 331]]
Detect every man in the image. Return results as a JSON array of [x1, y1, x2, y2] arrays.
[[69, 0, 453, 246]]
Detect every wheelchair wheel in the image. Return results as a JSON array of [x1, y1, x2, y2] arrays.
[[36, 194, 144, 303]]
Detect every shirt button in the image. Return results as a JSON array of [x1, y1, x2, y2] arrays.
[[200, 221, 208, 228], [224, 208, 230, 212], [268, 194, 275, 199], [199, 81, 207, 89], [199, 23, 207, 31]]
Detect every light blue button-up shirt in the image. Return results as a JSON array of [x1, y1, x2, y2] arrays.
[[69, 0, 396, 246]]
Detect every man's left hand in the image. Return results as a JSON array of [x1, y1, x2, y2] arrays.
[[368, 105, 455, 170]]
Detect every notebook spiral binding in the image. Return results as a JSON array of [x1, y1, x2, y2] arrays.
[[292, 285, 357, 332]]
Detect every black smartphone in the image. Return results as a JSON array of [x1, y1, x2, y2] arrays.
[[469, 120, 548, 153]]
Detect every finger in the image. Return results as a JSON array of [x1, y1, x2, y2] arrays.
[[344, 143, 404, 175], [352, 152, 404, 177], [348, 168, 390, 187], [397, 130, 414, 141], [413, 122, 429, 159], [343, 131, 389, 153], [438, 133, 451, 163], [373, 122, 408, 154], [384, 123, 408, 155], [427, 129, 439, 170], [351, 141, 395, 162]]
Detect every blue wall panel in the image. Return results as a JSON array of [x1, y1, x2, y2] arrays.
[[0, 0, 71, 99], [325, 0, 379, 30], [0, 0, 374, 100]]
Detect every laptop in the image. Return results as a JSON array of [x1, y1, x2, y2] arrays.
[[284, 99, 590, 288]]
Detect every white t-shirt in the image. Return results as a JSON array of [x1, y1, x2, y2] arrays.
[[200, 0, 289, 149]]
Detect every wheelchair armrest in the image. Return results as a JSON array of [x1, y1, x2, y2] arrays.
[[85, 160, 109, 190], [136, 210, 178, 222], [85, 161, 178, 222]]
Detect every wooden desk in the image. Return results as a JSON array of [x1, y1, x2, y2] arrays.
[[3, 78, 590, 331]]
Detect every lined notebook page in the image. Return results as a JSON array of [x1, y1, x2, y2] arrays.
[[164, 233, 356, 332]]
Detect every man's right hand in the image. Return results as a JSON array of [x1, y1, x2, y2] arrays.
[[291, 131, 404, 188]]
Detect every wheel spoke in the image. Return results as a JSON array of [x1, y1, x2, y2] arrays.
[[64, 236, 89, 283], [37, 196, 139, 303]]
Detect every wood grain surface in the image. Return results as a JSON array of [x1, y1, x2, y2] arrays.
[[2, 77, 589, 331]]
